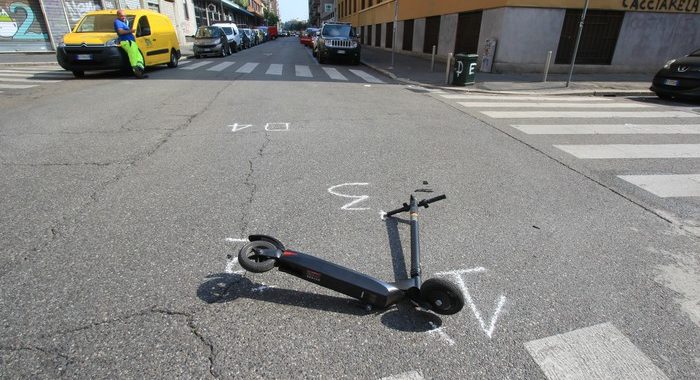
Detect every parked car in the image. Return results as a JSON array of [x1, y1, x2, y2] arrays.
[[267, 25, 278, 40], [650, 48, 700, 100], [56, 9, 181, 77], [212, 22, 242, 52], [300, 28, 318, 48], [315, 22, 360, 65], [193, 26, 230, 58]]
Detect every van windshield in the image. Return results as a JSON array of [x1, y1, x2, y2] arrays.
[[196, 27, 221, 38], [76, 14, 134, 33]]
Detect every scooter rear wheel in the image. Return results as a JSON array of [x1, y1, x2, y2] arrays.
[[238, 240, 277, 273], [420, 278, 464, 315]]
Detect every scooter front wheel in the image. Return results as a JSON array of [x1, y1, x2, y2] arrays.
[[238, 240, 277, 273], [420, 278, 464, 315]]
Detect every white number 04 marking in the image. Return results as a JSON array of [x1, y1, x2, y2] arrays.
[[327, 183, 370, 210]]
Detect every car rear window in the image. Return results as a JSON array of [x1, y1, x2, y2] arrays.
[[322, 24, 352, 37], [196, 27, 220, 38], [76, 14, 134, 32]]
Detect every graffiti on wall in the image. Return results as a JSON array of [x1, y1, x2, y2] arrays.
[[0, 1, 48, 40], [622, 0, 700, 13], [64, 0, 102, 27]]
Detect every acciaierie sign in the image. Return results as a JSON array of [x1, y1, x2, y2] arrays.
[[622, 0, 700, 13]]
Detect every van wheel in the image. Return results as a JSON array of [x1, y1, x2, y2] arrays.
[[167, 50, 178, 68], [72, 70, 84, 78]]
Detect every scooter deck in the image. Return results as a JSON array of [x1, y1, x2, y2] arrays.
[[278, 250, 405, 308]]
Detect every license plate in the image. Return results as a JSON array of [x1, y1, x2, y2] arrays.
[[76, 54, 92, 61], [664, 79, 679, 86], [337, 49, 345, 54]]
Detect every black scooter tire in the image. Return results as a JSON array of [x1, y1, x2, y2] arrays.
[[420, 278, 464, 315], [238, 240, 277, 273]]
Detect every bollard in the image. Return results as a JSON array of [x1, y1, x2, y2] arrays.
[[543, 50, 552, 82], [445, 53, 453, 84], [431, 45, 436, 72]]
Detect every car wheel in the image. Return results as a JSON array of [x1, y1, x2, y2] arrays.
[[656, 93, 673, 100], [317, 50, 325, 64], [220, 45, 227, 57], [167, 50, 178, 68], [194, 54, 200, 59], [353, 57, 360, 65], [72, 70, 84, 78]]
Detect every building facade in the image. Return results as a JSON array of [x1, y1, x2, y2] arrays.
[[335, 0, 700, 73], [0, 0, 269, 53]]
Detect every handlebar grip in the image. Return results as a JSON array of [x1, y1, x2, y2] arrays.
[[418, 194, 446, 207], [385, 204, 409, 217]]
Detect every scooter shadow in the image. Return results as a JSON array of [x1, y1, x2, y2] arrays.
[[197, 272, 443, 331]]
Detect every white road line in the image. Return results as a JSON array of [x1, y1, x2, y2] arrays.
[[0, 71, 71, 77], [349, 69, 385, 83], [180, 60, 212, 70], [482, 110, 699, 118], [236, 62, 259, 73], [554, 144, 700, 159], [0, 77, 62, 83], [512, 124, 700, 135], [178, 60, 191, 65], [0, 68, 65, 73], [322, 67, 348, 80], [441, 94, 613, 101], [0, 83, 38, 89], [458, 102, 649, 108], [619, 174, 700, 197], [266, 63, 283, 75], [525, 323, 669, 380], [295, 64, 312, 77], [379, 370, 424, 380], [206, 61, 235, 71]]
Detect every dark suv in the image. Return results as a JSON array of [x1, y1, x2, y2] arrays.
[[315, 22, 360, 65]]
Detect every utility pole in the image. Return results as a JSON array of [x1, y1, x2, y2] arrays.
[[566, 0, 590, 87]]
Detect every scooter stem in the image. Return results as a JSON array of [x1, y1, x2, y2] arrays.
[[409, 195, 421, 281]]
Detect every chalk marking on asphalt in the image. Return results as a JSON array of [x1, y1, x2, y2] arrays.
[[618, 174, 700, 197], [225, 257, 245, 275], [481, 110, 699, 118], [266, 63, 283, 75], [524, 323, 669, 379], [207, 61, 235, 71], [379, 370, 425, 380], [229, 123, 254, 132], [554, 144, 700, 159], [225, 238, 249, 242], [441, 94, 613, 101], [459, 102, 651, 108], [180, 60, 212, 70], [251, 284, 276, 293], [264, 122, 289, 131], [236, 62, 259, 73], [322, 67, 348, 81], [512, 124, 700, 135], [427, 321, 455, 346], [295, 64, 312, 77], [327, 183, 370, 210], [436, 268, 506, 338], [349, 69, 385, 83]]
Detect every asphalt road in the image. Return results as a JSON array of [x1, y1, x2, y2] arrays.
[[1, 38, 698, 379]]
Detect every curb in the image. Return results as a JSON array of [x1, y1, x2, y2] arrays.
[[362, 60, 654, 97]]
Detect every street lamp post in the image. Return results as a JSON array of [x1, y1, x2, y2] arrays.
[[390, 0, 398, 69], [566, 0, 590, 87]]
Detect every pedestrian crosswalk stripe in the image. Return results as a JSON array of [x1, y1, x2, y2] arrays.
[[178, 60, 191, 65], [482, 110, 699, 118], [266, 63, 283, 75], [554, 144, 700, 159], [236, 62, 259, 73], [0, 69, 71, 76], [0, 83, 38, 89], [207, 61, 235, 71], [0, 72, 71, 78], [512, 124, 700, 135], [441, 94, 613, 101], [180, 60, 212, 70], [349, 69, 384, 83], [525, 323, 669, 380], [322, 67, 348, 81], [458, 102, 650, 108], [0, 77, 62, 83], [618, 174, 700, 197], [295, 64, 312, 77]]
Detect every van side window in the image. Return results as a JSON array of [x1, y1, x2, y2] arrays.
[[136, 16, 151, 37]]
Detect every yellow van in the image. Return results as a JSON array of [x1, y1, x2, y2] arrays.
[[56, 9, 180, 77]]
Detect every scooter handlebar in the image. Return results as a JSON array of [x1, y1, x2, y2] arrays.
[[385, 194, 446, 217]]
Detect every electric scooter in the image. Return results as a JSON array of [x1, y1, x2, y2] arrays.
[[237, 194, 465, 315]]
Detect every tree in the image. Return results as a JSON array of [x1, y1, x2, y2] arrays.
[[264, 8, 279, 26], [234, 0, 249, 7]]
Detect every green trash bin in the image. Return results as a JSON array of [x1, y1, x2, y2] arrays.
[[452, 53, 478, 86]]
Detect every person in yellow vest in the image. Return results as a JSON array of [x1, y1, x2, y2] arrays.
[[114, 9, 147, 79]]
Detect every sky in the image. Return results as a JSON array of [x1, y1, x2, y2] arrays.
[[278, 0, 309, 22]]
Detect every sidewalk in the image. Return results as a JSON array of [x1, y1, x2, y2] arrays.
[[0, 46, 655, 96], [360, 46, 655, 96]]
